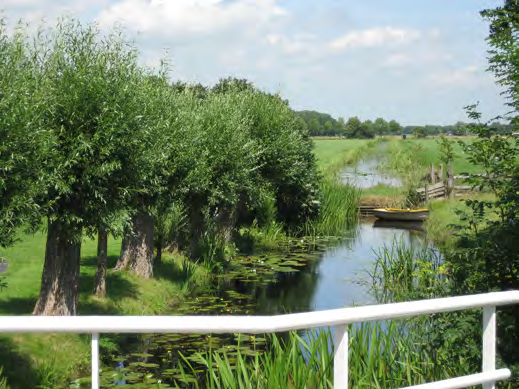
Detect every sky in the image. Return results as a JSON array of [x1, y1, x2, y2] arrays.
[[0, 0, 508, 125]]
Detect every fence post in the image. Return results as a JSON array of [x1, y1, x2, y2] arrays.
[[438, 163, 444, 182], [92, 333, 100, 389], [447, 165, 454, 199], [430, 164, 436, 184], [334, 324, 349, 389], [483, 306, 497, 389]]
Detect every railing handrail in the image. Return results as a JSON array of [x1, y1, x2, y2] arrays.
[[1, 291, 518, 334], [2, 291, 518, 389]]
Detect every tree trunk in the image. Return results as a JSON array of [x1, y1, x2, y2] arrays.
[[94, 229, 108, 298], [155, 235, 162, 266], [114, 210, 155, 278], [216, 205, 237, 243], [188, 204, 204, 259], [33, 220, 81, 316], [114, 232, 131, 271]]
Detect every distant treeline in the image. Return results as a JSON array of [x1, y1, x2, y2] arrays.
[[295, 110, 514, 138], [294, 110, 400, 138]]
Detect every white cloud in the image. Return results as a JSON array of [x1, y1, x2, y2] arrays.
[[264, 32, 316, 54], [97, 0, 286, 37], [327, 27, 421, 52], [382, 53, 411, 67], [427, 65, 479, 86]]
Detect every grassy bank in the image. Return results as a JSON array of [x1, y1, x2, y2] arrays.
[[313, 137, 489, 245], [312, 138, 380, 177], [0, 232, 210, 388]]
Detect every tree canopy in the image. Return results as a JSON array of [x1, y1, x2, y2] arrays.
[[0, 19, 322, 315]]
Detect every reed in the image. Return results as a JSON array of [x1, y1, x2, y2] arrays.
[[171, 322, 467, 389], [368, 238, 448, 303], [178, 259, 199, 292], [302, 179, 361, 237], [0, 368, 7, 389]]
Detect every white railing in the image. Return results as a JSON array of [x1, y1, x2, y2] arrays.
[[1, 291, 519, 389]]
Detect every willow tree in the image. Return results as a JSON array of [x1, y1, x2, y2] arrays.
[[113, 75, 201, 276], [31, 20, 157, 315], [226, 87, 321, 229], [0, 22, 50, 248], [172, 91, 260, 257]]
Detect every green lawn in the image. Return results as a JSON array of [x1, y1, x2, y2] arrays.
[[0, 231, 208, 388], [409, 138, 482, 175], [312, 138, 378, 175]]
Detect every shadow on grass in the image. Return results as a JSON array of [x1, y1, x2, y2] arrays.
[[0, 337, 45, 388], [79, 255, 140, 315], [154, 259, 185, 283], [0, 297, 36, 315]]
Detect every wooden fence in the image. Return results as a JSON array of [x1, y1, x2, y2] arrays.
[[416, 163, 455, 201]]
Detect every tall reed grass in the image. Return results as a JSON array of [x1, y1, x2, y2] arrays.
[[302, 180, 361, 237], [0, 368, 7, 389], [171, 322, 467, 389], [369, 238, 448, 303]]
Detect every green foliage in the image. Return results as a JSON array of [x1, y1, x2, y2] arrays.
[[413, 126, 428, 138], [370, 238, 449, 303], [373, 117, 389, 135], [437, 134, 456, 167], [482, 1, 519, 120], [345, 117, 375, 139], [178, 259, 199, 292], [295, 110, 342, 136], [458, 105, 519, 225], [196, 234, 228, 274], [303, 180, 361, 236], [171, 323, 470, 389], [388, 120, 402, 135], [0, 367, 7, 389], [0, 19, 51, 246]]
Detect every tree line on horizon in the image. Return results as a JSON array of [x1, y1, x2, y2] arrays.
[[295, 110, 514, 138]]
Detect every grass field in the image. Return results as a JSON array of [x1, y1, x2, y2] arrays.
[[400, 138, 482, 175], [0, 231, 208, 387], [311, 136, 488, 242], [312, 138, 379, 176]]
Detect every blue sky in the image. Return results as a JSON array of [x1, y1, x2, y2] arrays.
[[1, 0, 507, 125]]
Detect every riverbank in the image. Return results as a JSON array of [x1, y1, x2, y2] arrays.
[[314, 136, 493, 245], [0, 232, 212, 387]]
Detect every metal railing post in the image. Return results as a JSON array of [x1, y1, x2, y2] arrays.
[[483, 306, 496, 389], [92, 333, 100, 389], [334, 324, 348, 389]]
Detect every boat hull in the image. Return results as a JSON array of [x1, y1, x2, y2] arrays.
[[373, 219, 425, 232], [372, 209, 429, 221]]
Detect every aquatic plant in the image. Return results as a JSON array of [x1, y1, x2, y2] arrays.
[[178, 260, 199, 293], [168, 323, 469, 389], [369, 238, 449, 303], [302, 180, 361, 237]]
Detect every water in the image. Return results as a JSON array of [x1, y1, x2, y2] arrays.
[[311, 219, 425, 310], [90, 219, 430, 388], [91, 153, 430, 387], [339, 153, 402, 188]]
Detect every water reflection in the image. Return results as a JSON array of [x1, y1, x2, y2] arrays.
[[373, 219, 425, 232], [93, 220, 436, 387], [310, 219, 427, 310], [340, 158, 402, 188]]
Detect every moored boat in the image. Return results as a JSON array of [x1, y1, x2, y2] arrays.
[[372, 208, 429, 221]]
